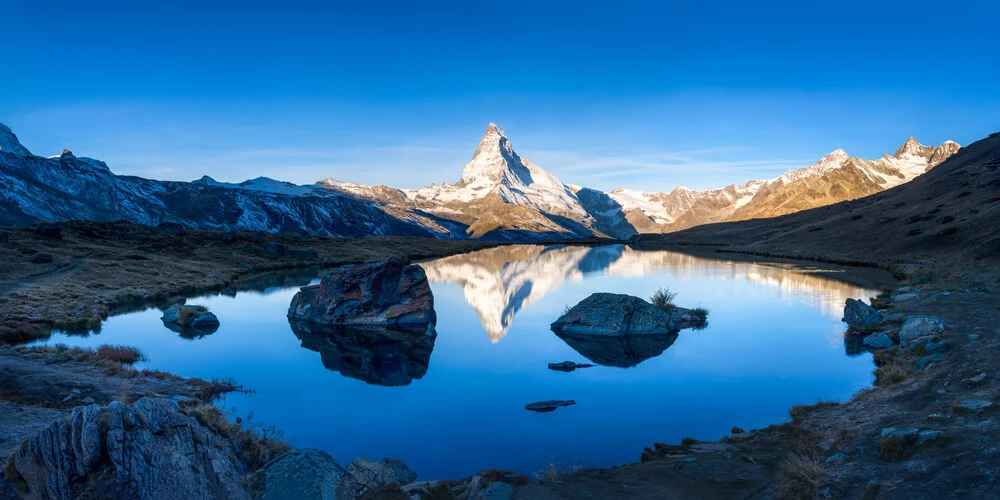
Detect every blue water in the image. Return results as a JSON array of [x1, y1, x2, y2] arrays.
[[37, 244, 885, 480]]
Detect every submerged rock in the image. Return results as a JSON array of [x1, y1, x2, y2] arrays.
[[548, 361, 595, 372], [288, 259, 435, 327], [843, 298, 882, 332], [289, 320, 435, 386], [551, 293, 676, 335], [525, 400, 576, 412], [7, 398, 250, 500]]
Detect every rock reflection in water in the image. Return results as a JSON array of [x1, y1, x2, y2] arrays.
[[288, 320, 436, 387], [161, 320, 219, 339], [553, 330, 680, 368], [421, 244, 889, 343]]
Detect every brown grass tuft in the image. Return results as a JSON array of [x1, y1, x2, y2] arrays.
[[187, 405, 290, 473], [95, 345, 145, 364], [775, 454, 829, 500], [874, 358, 912, 386]]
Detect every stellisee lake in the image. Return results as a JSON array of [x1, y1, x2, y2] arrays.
[[36, 244, 890, 480]]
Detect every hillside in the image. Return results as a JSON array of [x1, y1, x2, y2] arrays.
[[612, 137, 960, 232], [651, 132, 1000, 262]]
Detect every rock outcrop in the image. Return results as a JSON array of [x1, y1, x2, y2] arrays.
[[842, 298, 883, 332], [551, 293, 676, 335], [6, 398, 250, 500], [250, 450, 418, 500], [287, 260, 436, 328]]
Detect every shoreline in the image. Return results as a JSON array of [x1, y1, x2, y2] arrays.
[[4, 223, 990, 498]]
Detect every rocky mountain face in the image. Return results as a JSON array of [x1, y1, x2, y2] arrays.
[[610, 137, 960, 232], [0, 125, 446, 238], [0, 121, 960, 242], [399, 123, 636, 240]]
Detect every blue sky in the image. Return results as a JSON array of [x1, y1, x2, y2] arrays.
[[1, 0, 998, 191]]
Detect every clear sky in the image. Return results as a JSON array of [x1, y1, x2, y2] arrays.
[[2, 0, 998, 192]]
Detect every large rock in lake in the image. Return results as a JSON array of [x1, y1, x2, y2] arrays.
[[287, 259, 436, 327], [6, 398, 250, 500], [843, 298, 882, 332], [551, 293, 677, 335]]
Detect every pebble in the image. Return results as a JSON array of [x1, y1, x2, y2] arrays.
[[916, 353, 946, 370], [926, 413, 949, 422], [925, 341, 949, 354], [684, 458, 697, 463], [825, 453, 849, 465], [965, 373, 987, 386], [61, 393, 75, 403], [82, 396, 96, 404]]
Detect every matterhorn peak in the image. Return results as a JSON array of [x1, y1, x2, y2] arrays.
[[0, 123, 32, 156], [461, 123, 533, 186]]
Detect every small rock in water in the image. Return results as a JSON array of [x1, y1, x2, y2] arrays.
[[548, 361, 595, 372], [525, 400, 576, 412]]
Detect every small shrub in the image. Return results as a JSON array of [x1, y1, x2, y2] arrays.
[[681, 436, 697, 446], [775, 454, 829, 500], [96, 345, 145, 364], [874, 358, 911, 386], [691, 307, 709, 321], [650, 287, 677, 311], [177, 305, 209, 325]]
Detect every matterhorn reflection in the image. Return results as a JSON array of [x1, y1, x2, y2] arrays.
[[288, 320, 436, 387], [420, 244, 884, 342]]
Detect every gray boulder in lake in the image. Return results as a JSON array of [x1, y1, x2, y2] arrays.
[[7, 398, 250, 500], [843, 298, 883, 332], [288, 259, 436, 327], [551, 293, 676, 335], [161, 304, 220, 332]]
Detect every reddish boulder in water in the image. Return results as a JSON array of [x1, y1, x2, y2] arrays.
[[287, 259, 436, 327]]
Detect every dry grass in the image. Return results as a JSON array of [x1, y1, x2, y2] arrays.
[[177, 305, 209, 325], [16, 344, 145, 374], [788, 401, 840, 423], [650, 287, 677, 310], [531, 461, 591, 482], [878, 434, 917, 460], [874, 358, 912, 386], [187, 405, 290, 473], [189, 376, 251, 401], [0, 321, 51, 345], [775, 453, 830, 500]]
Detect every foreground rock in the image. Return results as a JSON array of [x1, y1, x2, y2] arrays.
[[161, 304, 220, 333], [898, 317, 945, 343], [288, 259, 436, 327], [548, 361, 595, 372], [843, 298, 883, 332], [665, 306, 708, 329], [551, 293, 676, 335], [7, 398, 250, 500], [525, 400, 576, 412], [289, 321, 436, 386], [251, 450, 417, 500]]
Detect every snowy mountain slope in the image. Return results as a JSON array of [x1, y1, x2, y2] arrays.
[[0, 129, 442, 238], [611, 137, 960, 232], [402, 123, 637, 241]]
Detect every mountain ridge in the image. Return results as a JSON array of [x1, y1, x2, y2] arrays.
[[0, 121, 961, 242]]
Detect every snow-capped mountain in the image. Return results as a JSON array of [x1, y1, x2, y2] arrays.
[[611, 137, 960, 232], [0, 120, 961, 242], [0, 125, 443, 237], [401, 123, 635, 240]]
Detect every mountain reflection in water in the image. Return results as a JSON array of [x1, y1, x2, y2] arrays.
[[554, 330, 680, 368], [419, 244, 880, 342], [289, 321, 436, 387]]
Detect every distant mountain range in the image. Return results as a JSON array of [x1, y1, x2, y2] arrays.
[[0, 122, 960, 241]]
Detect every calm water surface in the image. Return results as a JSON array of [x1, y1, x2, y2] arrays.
[[38, 244, 888, 479]]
